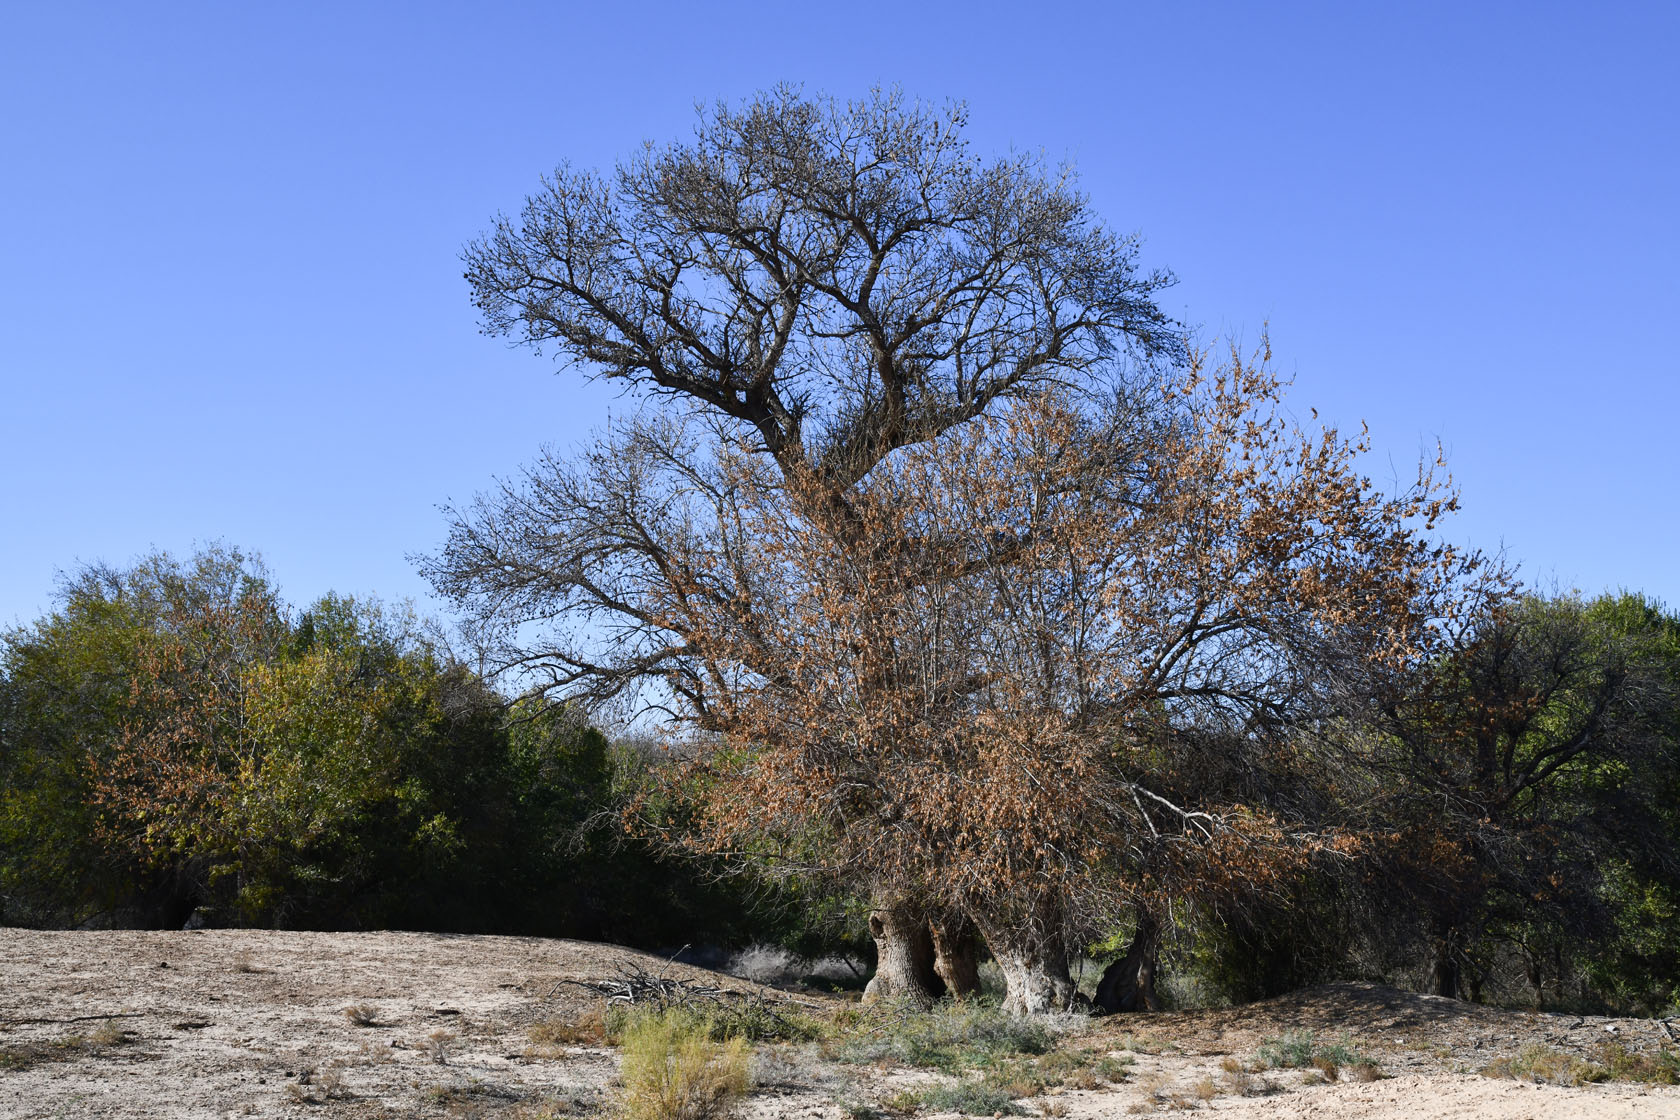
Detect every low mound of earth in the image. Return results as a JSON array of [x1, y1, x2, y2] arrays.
[[0, 929, 1675, 1119]]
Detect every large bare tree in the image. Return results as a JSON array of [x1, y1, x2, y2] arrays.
[[427, 89, 1500, 1013], [429, 87, 1178, 1003]]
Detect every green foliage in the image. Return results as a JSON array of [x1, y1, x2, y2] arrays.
[[0, 547, 829, 945], [1253, 1030, 1367, 1072]]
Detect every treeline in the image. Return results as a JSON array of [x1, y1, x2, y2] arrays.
[[2, 547, 1676, 1015], [0, 547, 847, 955]]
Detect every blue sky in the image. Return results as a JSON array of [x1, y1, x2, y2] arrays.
[[3, 1, 1675, 628]]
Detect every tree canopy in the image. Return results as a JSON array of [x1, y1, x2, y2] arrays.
[[432, 89, 1507, 1013]]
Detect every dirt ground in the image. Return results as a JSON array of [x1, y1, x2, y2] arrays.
[[2, 929, 1677, 1119]]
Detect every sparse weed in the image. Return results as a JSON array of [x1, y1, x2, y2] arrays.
[[1254, 1030, 1314, 1069], [1593, 1042, 1680, 1085], [342, 1004, 382, 1028], [0, 1022, 136, 1071], [510, 1088, 604, 1120], [427, 1028, 457, 1065], [619, 1007, 751, 1120], [90, 1021, 128, 1047], [1220, 1064, 1259, 1096], [1254, 1029, 1377, 1080], [834, 1001, 1055, 1072], [909, 1080, 1023, 1115], [286, 1063, 354, 1104], [1191, 1077, 1217, 1101], [836, 1095, 883, 1120], [529, 1009, 608, 1052], [603, 994, 823, 1046], [1481, 1044, 1608, 1087], [426, 1079, 523, 1117]]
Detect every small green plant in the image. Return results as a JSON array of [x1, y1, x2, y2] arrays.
[[619, 1008, 752, 1120], [1254, 1029, 1375, 1079], [1254, 1030, 1314, 1069]]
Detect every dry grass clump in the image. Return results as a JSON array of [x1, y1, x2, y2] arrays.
[[427, 1028, 457, 1065], [1482, 1041, 1680, 1087], [284, 1063, 353, 1104], [832, 1001, 1056, 1072], [619, 1008, 751, 1120], [0, 1021, 137, 1072], [895, 1081, 1022, 1116], [1481, 1043, 1608, 1086], [510, 1089, 605, 1120], [528, 1008, 608, 1054], [342, 1004, 382, 1027], [1594, 1041, 1680, 1085]]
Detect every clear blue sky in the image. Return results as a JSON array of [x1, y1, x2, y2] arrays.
[[3, 1, 1676, 628]]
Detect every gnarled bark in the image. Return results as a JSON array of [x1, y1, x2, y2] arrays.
[[1094, 909, 1161, 1013], [976, 905, 1075, 1016], [930, 914, 982, 1000], [862, 902, 944, 1007]]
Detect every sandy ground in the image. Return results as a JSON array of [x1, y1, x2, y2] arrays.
[[2, 929, 1677, 1119]]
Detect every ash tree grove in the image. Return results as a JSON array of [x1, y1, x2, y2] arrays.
[[426, 88, 1500, 1015]]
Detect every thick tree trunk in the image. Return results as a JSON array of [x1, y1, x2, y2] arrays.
[[862, 903, 944, 1008], [930, 914, 982, 1000], [1428, 926, 1461, 999], [976, 905, 1075, 1016], [1094, 909, 1162, 1013]]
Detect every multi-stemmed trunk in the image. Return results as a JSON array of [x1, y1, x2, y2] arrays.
[[1094, 907, 1162, 1013], [862, 900, 944, 1007]]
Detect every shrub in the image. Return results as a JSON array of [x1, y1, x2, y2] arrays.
[[619, 1009, 751, 1120], [1481, 1044, 1608, 1087], [1254, 1030, 1377, 1079], [910, 1081, 1022, 1116], [835, 1002, 1054, 1071], [1254, 1030, 1314, 1069]]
